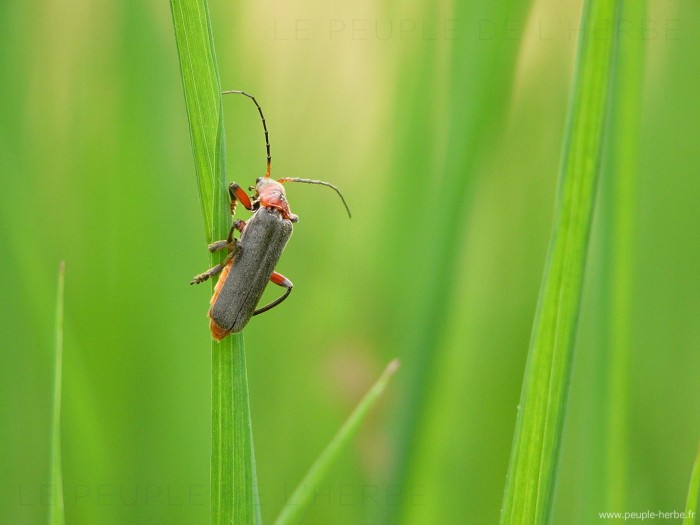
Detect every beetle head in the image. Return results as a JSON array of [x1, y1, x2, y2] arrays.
[[255, 177, 299, 223]]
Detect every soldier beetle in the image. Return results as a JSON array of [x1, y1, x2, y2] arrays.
[[191, 91, 351, 340]]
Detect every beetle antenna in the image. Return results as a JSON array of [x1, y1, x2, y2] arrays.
[[222, 90, 272, 178], [278, 178, 352, 218]]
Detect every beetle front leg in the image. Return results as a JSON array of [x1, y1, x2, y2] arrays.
[[253, 272, 293, 316], [190, 240, 239, 285], [229, 182, 256, 215]]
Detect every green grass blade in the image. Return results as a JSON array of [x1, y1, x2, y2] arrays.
[[49, 261, 65, 525], [170, 1, 260, 523], [388, 5, 532, 521], [274, 359, 400, 525], [684, 444, 700, 525], [500, 1, 621, 523], [212, 333, 262, 525], [603, 0, 647, 511], [170, 0, 223, 242]]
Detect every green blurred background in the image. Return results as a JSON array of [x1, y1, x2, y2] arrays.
[[2, 0, 700, 523]]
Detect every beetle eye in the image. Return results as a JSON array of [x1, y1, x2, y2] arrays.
[[256, 177, 263, 184]]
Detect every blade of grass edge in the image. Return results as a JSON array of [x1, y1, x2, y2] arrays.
[[499, 1, 621, 523], [683, 443, 700, 525], [274, 359, 400, 525], [49, 261, 65, 525], [170, 1, 261, 523]]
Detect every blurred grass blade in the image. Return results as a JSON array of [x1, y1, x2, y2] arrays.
[[49, 261, 65, 525], [603, 0, 646, 511], [684, 444, 700, 525], [500, 1, 621, 523], [274, 359, 400, 525], [389, 4, 532, 520], [170, 1, 261, 523]]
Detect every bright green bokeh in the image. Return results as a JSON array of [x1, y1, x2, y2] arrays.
[[2, 1, 699, 524]]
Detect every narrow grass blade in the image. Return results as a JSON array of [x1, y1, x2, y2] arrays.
[[170, 1, 260, 523], [274, 359, 400, 525], [49, 261, 65, 525], [684, 444, 700, 525], [603, 0, 647, 511], [500, 1, 621, 523], [211, 333, 262, 525], [170, 0, 224, 242]]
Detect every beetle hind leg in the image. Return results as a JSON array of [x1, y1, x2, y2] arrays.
[[253, 272, 293, 316]]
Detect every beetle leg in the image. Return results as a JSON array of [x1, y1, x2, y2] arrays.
[[209, 219, 248, 252], [253, 272, 293, 316], [190, 240, 239, 285], [229, 182, 255, 215], [208, 239, 230, 252], [232, 219, 247, 235]]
